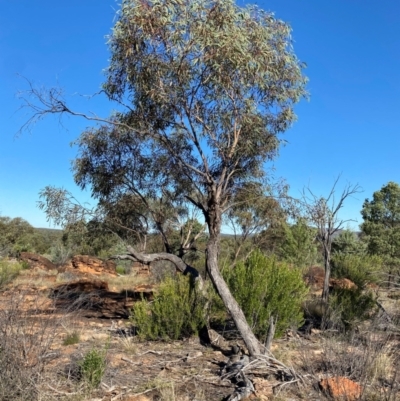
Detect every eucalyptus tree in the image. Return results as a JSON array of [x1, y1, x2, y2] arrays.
[[24, 0, 307, 355]]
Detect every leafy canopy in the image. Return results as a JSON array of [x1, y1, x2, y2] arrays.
[[72, 0, 307, 232]]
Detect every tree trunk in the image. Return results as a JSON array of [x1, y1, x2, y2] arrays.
[[206, 236, 262, 356], [265, 315, 276, 352], [322, 245, 331, 302], [205, 194, 263, 357]]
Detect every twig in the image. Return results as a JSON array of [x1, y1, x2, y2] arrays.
[[125, 387, 156, 399], [139, 350, 163, 356], [46, 384, 80, 396], [200, 380, 233, 388], [273, 378, 300, 395], [122, 356, 141, 365]]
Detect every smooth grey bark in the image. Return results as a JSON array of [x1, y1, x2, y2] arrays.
[[322, 242, 332, 302], [204, 202, 263, 357], [206, 237, 262, 356], [112, 246, 203, 288]]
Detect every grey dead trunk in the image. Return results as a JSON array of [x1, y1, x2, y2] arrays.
[[322, 242, 331, 302], [265, 315, 276, 352]]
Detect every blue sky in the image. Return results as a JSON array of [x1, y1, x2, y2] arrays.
[[1, 0, 399, 229]]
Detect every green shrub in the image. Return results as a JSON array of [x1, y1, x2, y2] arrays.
[[20, 260, 30, 270], [329, 288, 377, 330], [331, 254, 382, 288], [224, 250, 308, 339], [116, 265, 126, 275], [279, 218, 318, 268], [63, 331, 80, 346], [0, 259, 22, 289], [115, 261, 132, 275], [79, 347, 107, 388], [131, 274, 206, 340]]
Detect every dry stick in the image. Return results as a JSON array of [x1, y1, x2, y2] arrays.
[[200, 380, 233, 388], [46, 384, 81, 396], [139, 350, 163, 356], [122, 356, 140, 365], [112, 387, 156, 401], [129, 386, 170, 399], [274, 379, 301, 395]]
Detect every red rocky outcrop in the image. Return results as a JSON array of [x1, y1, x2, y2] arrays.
[[320, 377, 362, 400]]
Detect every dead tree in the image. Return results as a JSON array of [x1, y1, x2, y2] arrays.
[[302, 177, 362, 301]]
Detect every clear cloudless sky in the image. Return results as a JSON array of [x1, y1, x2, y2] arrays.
[[1, 0, 399, 229]]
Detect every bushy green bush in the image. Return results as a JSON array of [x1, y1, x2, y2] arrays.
[[279, 219, 318, 268], [49, 240, 73, 264], [0, 259, 22, 289], [329, 288, 377, 330], [132, 274, 206, 340], [332, 230, 367, 255], [332, 254, 382, 288], [79, 347, 107, 388], [224, 250, 308, 339]]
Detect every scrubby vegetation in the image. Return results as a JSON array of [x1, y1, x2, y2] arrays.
[[224, 250, 308, 339], [1, 179, 400, 398], [132, 274, 207, 340], [0, 258, 23, 289], [332, 253, 382, 288], [79, 347, 108, 389], [0, 216, 61, 258]]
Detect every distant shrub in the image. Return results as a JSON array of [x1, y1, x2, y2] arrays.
[[224, 250, 308, 339], [63, 331, 80, 346], [49, 241, 73, 264], [329, 288, 377, 330], [332, 229, 367, 255], [115, 260, 132, 275], [279, 219, 318, 268], [79, 347, 107, 388], [0, 259, 22, 289], [116, 265, 126, 275], [132, 274, 206, 340], [332, 254, 382, 288], [20, 260, 30, 270]]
